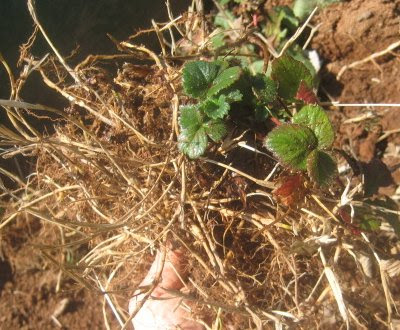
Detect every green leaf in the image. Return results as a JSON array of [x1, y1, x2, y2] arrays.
[[252, 75, 278, 104], [249, 60, 265, 74], [202, 95, 230, 119], [306, 149, 336, 186], [210, 31, 226, 49], [293, 0, 316, 20], [286, 45, 317, 78], [207, 66, 242, 98], [265, 6, 299, 42], [294, 0, 340, 20], [271, 55, 314, 99], [178, 127, 208, 159], [292, 105, 334, 149], [276, 6, 299, 32], [264, 124, 318, 170], [178, 105, 208, 158], [183, 61, 220, 98], [179, 104, 202, 129], [204, 119, 227, 142], [225, 89, 243, 103], [214, 11, 236, 30], [359, 214, 381, 232], [254, 105, 271, 122]]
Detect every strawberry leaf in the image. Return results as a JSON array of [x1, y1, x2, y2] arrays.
[[264, 124, 318, 170], [204, 119, 227, 142], [178, 127, 208, 159], [294, 0, 340, 20], [292, 105, 334, 149], [179, 104, 202, 129], [207, 66, 242, 98], [306, 149, 336, 186], [178, 105, 208, 158], [225, 89, 243, 103], [183, 61, 220, 98], [202, 95, 230, 119], [271, 55, 314, 99], [252, 75, 278, 104]]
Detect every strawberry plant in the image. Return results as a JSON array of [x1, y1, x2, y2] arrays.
[[178, 60, 278, 158], [178, 54, 337, 186], [178, 61, 243, 158]]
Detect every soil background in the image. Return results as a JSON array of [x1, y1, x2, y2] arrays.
[[1, 0, 399, 328], [312, 0, 400, 194]]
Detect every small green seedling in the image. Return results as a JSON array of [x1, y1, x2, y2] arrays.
[[178, 60, 243, 158]]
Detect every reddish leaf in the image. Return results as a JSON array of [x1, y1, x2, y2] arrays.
[[338, 207, 361, 236], [275, 174, 303, 197], [295, 80, 318, 104], [350, 227, 361, 236], [274, 174, 304, 206], [338, 207, 351, 224]]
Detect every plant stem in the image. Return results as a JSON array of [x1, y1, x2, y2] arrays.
[[277, 97, 292, 118]]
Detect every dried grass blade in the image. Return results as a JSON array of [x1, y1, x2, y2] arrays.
[[319, 249, 349, 328]]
